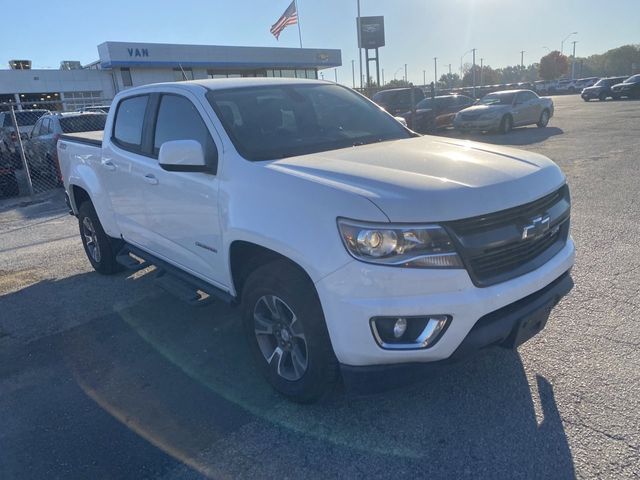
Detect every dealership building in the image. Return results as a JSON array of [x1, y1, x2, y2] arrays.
[[0, 41, 342, 111]]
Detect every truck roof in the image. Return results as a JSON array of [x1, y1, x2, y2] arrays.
[[126, 77, 328, 95]]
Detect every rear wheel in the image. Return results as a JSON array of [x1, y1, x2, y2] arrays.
[[78, 201, 124, 274], [536, 109, 550, 128], [598, 92, 607, 101], [499, 115, 513, 134], [242, 259, 338, 403]]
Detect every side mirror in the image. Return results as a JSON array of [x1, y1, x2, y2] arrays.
[[158, 139, 210, 173]]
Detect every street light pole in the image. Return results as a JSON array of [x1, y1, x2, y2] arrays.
[[334, 68, 338, 83], [571, 40, 578, 79], [434, 57, 438, 93], [357, 0, 363, 89], [471, 48, 476, 98], [480, 58, 483, 86], [520, 50, 525, 68], [381, 68, 385, 85], [404, 63, 408, 83], [423, 70, 426, 86], [561, 31, 578, 55]]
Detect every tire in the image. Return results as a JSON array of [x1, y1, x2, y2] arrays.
[[537, 109, 550, 128], [582, 97, 590, 102], [499, 115, 513, 134], [612, 94, 621, 101], [77, 201, 124, 274], [242, 259, 338, 403], [598, 92, 607, 101]]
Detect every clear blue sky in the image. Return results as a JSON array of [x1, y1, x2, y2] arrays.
[[1, 0, 638, 85]]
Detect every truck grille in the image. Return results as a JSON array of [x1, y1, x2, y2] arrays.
[[445, 185, 570, 287]]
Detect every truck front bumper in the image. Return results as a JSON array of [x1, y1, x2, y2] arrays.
[[340, 270, 573, 394], [315, 238, 575, 368]]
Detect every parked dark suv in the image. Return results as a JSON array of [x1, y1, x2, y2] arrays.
[[581, 76, 628, 101], [611, 75, 640, 99], [398, 94, 475, 133], [371, 87, 425, 117]]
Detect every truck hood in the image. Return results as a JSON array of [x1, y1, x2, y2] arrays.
[[266, 136, 565, 223]]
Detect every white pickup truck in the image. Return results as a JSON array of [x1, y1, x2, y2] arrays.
[[58, 78, 574, 402]]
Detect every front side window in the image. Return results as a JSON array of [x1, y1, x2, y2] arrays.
[[207, 83, 412, 161], [113, 95, 149, 149], [153, 94, 217, 170]]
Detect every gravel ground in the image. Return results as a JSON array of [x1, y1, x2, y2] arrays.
[[0, 95, 638, 479]]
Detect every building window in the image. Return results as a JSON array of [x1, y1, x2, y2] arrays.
[[173, 67, 194, 81], [63, 91, 105, 111], [121, 68, 133, 87]]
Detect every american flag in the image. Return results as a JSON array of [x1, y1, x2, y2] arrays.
[[270, 1, 298, 40]]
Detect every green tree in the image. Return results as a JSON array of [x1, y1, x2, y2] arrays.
[[439, 72, 460, 88], [383, 79, 412, 88], [539, 51, 569, 80]]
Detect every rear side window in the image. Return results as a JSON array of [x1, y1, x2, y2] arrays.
[[60, 115, 107, 134], [152, 94, 217, 170], [15, 111, 47, 126], [113, 95, 149, 150]]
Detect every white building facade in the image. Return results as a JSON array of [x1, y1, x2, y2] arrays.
[[0, 41, 342, 111]]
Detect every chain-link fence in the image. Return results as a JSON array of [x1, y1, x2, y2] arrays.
[[0, 99, 111, 199]]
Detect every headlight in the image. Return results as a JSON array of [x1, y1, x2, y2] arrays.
[[337, 219, 463, 268]]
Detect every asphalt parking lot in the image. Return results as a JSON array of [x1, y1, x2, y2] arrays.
[[1, 95, 639, 479]]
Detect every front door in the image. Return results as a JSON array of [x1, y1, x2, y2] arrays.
[[139, 92, 226, 288]]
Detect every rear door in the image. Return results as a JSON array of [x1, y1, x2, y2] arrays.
[[101, 94, 152, 246], [139, 91, 225, 287]]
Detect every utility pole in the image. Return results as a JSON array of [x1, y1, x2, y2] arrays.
[[571, 40, 578, 79], [334, 68, 338, 83], [404, 63, 408, 83], [472, 48, 476, 98], [434, 57, 438, 93], [480, 58, 483, 86], [520, 50, 525, 69], [381, 68, 385, 86], [423, 70, 426, 87], [351, 60, 355, 88], [448, 64, 452, 88]]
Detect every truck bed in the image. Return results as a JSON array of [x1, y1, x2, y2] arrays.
[[59, 130, 103, 147]]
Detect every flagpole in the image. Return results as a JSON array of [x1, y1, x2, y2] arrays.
[[294, 0, 303, 48]]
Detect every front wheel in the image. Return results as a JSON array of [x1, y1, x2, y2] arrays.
[[242, 260, 338, 403], [537, 109, 550, 128], [499, 115, 513, 134], [78, 201, 124, 274]]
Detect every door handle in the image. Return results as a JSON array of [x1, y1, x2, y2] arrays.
[[143, 173, 159, 185], [101, 159, 116, 171]]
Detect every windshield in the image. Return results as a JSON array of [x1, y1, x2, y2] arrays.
[[207, 83, 412, 161], [624, 75, 640, 83], [478, 92, 516, 105], [60, 114, 107, 133]]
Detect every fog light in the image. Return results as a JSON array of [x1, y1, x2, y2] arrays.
[[393, 318, 407, 338], [371, 315, 451, 350]]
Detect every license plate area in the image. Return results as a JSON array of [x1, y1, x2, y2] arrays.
[[509, 300, 554, 348]]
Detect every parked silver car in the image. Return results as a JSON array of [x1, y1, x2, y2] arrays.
[[453, 90, 554, 134]]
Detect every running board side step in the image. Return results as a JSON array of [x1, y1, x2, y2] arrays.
[[117, 244, 235, 307]]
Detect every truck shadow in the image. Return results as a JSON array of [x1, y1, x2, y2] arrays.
[[439, 126, 564, 146], [0, 271, 576, 479]]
